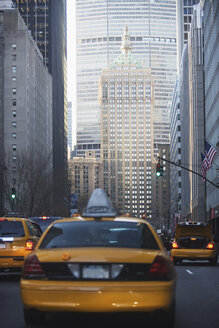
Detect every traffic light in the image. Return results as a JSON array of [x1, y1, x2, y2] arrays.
[[11, 187, 16, 199], [156, 162, 163, 177]]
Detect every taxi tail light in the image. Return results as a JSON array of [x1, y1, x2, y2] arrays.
[[25, 239, 34, 251], [22, 254, 46, 278], [149, 256, 173, 280], [172, 241, 179, 249], [206, 242, 214, 249]]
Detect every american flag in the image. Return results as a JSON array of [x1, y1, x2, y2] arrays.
[[201, 152, 208, 181], [204, 140, 217, 168]]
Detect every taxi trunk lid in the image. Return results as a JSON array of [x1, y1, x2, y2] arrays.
[[36, 248, 161, 264], [175, 223, 212, 240]]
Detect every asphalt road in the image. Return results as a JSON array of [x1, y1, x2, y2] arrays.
[[0, 261, 219, 328]]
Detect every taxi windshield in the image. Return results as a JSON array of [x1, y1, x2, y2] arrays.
[[39, 221, 159, 250], [0, 220, 25, 237]]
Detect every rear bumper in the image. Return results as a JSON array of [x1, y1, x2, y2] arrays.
[[20, 279, 175, 313], [0, 256, 24, 270], [171, 248, 216, 260]]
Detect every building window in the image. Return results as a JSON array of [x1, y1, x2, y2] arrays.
[[12, 44, 16, 51], [12, 77, 16, 82], [12, 88, 16, 95], [12, 66, 16, 73], [12, 144, 16, 151], [12, 133, 16, 139], [12, 122, 16, 128], [12, 110, 16, 118], [12, 99, 16, 106]]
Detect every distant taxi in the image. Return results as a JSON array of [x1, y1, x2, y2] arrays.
[[0, 217, 42, 273], [171, 222, 218, 265], [20, 189, 176, 327]]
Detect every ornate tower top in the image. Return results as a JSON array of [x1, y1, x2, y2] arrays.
[[121, 25, 132, 55], [110, 24, 144, 69]]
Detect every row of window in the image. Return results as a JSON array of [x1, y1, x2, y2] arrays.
[[11, 47, 17, 162], [80, 36, 176, 44]]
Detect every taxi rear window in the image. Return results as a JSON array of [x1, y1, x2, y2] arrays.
[[0, 220, 25, 237], [39, 221, 159, 250]]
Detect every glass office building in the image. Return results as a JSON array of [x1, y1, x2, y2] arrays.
[[176, 0, 200, 70], [76, 0, 177, 158]]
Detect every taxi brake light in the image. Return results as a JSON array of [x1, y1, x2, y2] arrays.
[[206, 242, 214, 249], [22, 254, 46, 277], [149, 256, 172, 280], [172, 241, 179, 249], [25, 239, 34, 251]]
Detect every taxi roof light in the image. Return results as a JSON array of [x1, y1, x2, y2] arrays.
[[83, 188, 117, 219]]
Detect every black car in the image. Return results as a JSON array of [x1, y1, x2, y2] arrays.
[[28, 217, 63, 232]]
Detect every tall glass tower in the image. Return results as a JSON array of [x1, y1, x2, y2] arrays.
[[76, 0, 177, 158], [176, 0, 200, 70]]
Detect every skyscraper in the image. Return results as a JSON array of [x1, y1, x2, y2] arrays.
[[76, 0, 177, 158], [12, 0, 68, 215], [99, 27, 154, 218], [176, 0, 200, 70], [202, 0, 219, 223], [67, 101, 73, 157], [0, 9, 52, 216]]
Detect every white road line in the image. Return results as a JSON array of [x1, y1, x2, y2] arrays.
[[186, 269, 194, 275]]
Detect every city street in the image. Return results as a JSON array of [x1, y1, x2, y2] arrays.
[[1, 261, 219, 328]]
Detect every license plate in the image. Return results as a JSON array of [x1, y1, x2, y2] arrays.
[[82, 265, 109, 279], [0, 243, 6, 249]]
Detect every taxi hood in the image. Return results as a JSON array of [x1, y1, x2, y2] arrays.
[[83, 188, 117, 218], [175, 222, 212, 240]]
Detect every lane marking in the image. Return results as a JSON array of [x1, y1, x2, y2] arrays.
[[186, 270, 194, 275]]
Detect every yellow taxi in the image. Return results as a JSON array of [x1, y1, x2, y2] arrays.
[[171, 222, 218, 265], [0, 217, 42, 273], [20, 189, 176, 327]]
